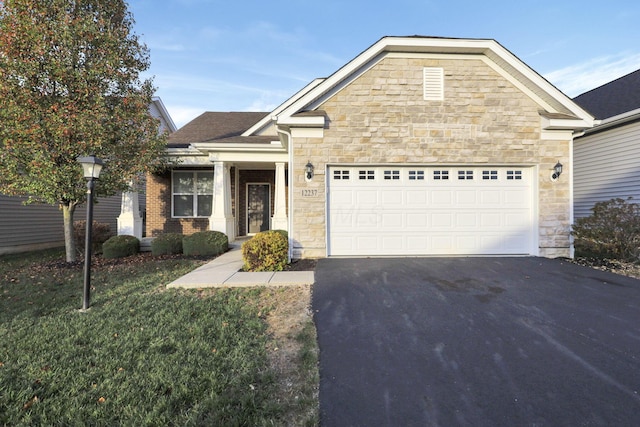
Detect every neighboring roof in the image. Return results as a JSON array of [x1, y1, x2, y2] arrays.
[[167, 111, 269, 148], [275, 35, 594, 131], [573, 69, 640, 119]]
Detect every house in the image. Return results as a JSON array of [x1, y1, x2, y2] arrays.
[[146, 36, 594, 259], [572, 69, 640, 218], [0, 97, 176, 255]]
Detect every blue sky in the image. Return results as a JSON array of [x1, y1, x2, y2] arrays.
[[129, 0, 640, 128]]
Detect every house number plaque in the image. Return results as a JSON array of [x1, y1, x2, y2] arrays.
[[302, 189, 318, 197]]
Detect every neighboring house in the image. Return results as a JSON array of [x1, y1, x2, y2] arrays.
[[146, 36, 594, 259], [0, 97, 176, 255], [572, 69, 640, 218]]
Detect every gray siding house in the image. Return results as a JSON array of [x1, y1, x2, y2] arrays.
[[573, 69, 640, 218], [0, 97, 176, 255]]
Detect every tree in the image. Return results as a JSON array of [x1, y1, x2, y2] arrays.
[[0, 0, 167, 262]]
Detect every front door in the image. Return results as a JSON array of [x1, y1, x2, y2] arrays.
[[247, 183, 271, 234]]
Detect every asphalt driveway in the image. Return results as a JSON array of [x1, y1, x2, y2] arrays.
[[312, 257, 640, 426]]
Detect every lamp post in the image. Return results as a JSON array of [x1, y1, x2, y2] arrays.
[[77, 155, 104, 311]]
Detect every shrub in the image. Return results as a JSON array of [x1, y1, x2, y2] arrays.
[[242, 230, 289, 272], [151, 233, 184, 256], [102, 235, 140, 259], [74, 220, 112, 254], [572, 198, 640, 261], [182, 231, 228, 257]]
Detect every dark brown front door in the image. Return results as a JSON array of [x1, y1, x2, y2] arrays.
[[247, 184, 270, 234]]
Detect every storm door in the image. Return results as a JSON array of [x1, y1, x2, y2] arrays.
[[247, 183, 271, 234]]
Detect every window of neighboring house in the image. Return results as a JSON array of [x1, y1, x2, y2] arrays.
[[172, 171, 214, 217]]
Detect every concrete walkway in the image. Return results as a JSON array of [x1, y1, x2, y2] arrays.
[[167, 241, 314, 288]]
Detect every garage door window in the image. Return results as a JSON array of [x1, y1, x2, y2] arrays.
[[458, 170, 474, 180], [507, 170, 522, 180], [359, 170, 375, 180], [409, 170, 425, 180], [482, 170, 498, 180], [433, 170, 449, 180], [384, 170, 400, 180], [333, 170, 350, 180]]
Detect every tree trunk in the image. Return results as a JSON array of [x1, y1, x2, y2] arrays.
[[62, 203, 77, 262]]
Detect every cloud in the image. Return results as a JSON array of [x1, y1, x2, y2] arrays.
[[545, 51, 640, 96]]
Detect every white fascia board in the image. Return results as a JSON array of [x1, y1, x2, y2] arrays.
[[483, 44, 594, 125], [243, 78, 326, 136], [208, 151, 289, 163], [191, 142, 285, 153], [541, 116, 593, 131], [276, 115, 325, 128], [583, 108, 640, 134]]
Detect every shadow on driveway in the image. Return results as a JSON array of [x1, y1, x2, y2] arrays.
[[312, 257, 640, 426]]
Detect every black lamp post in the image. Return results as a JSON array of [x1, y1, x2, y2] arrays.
[[77, 155, 103, 311]]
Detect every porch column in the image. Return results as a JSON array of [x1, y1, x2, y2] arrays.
[[209, 161, 235, 241], [271, 162, 288, 231], [117, 181, 142, 238]]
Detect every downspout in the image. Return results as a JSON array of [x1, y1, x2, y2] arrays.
[[277, 126, 294, 263], [568, 131, 585, 259]]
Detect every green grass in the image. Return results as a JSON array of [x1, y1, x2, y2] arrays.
[[0, 249, 315, 426]]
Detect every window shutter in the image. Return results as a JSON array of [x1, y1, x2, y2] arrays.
[[423, 67, 444, 100]]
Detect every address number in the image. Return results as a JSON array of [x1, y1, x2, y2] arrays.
[[302, 189, 318, 197]]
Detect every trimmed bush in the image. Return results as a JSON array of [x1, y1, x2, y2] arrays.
[[151, 233, 184, 256], [242, 230, 289, 272], [182, 231, 228, 257], [74, 220, 112, 254], [572, 197, 640, 261], [102, 235, 140, 259]]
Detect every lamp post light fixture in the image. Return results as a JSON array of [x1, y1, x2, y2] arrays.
[[551, 161, 563, 181], [77, 155, 104, 311]]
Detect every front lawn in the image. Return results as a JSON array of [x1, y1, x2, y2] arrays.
[[0, 249, 318, 426]]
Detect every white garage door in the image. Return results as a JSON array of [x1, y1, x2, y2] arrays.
[[327, 166, 535, 256]]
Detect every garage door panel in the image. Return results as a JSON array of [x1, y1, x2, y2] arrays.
[[356, 190, 379, 204], [328, 166, 534, 256]]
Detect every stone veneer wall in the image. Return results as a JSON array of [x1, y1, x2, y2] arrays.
[[291, 56, 572, 258]]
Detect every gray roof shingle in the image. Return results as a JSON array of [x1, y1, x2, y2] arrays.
[[573, 69, 640, 119], [167, 112, 269, 148]]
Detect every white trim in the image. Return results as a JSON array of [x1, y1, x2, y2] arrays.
[[243, 78, 326, 136]]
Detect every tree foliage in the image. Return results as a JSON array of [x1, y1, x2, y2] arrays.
[[0, 0, 168, 260]]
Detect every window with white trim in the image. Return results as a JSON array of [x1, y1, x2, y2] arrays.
[[172, 170, 213, 217]]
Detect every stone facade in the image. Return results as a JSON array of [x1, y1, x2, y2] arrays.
[[291, 56, 572, 258]]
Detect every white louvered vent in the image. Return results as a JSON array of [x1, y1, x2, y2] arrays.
[[423, 67, 444, 101]]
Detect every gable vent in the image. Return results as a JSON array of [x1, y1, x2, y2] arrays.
[[423, 67, 444, 101]]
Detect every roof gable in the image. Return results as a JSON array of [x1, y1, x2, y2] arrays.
[[275, 36, 594, 130], [573, 69, 640, 119]]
